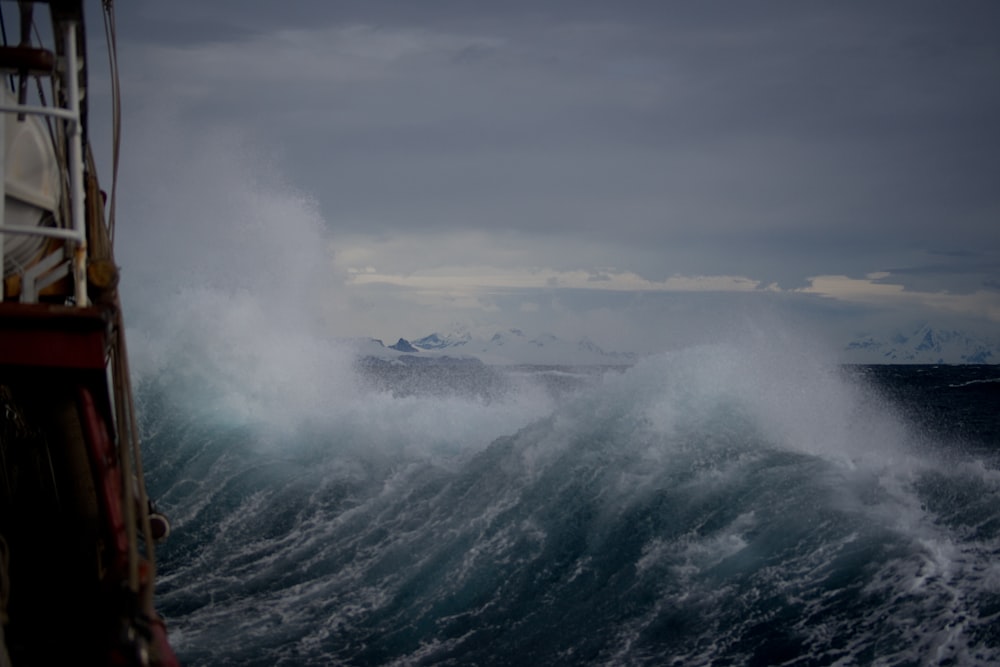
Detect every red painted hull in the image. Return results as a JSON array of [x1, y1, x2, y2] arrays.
[[0, 302, 178, 666]]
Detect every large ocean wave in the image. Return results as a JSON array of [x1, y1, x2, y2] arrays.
[[136, 335, 1000, 666], [118, 123, 999, 665]]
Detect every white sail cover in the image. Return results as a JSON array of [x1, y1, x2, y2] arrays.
[[3, 87, 62, 276]]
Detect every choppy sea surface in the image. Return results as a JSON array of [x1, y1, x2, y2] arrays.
[[138, 349, 1000, 666]]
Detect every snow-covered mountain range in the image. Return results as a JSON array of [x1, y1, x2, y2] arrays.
[[842, 325, 998, 364], [358, 329, 636, 366], [348, 324, 998, 366]]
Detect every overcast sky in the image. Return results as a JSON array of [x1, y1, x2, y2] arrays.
[[94, 1, 1000, 353]]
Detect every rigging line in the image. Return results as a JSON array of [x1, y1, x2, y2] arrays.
[[25, 17, 68, 230], [102, 0, 121, 243], [113, 303, 159, 617], [29, 19, 58, 173], [110, 338, 140, 596], [109, 297, 159, 617]]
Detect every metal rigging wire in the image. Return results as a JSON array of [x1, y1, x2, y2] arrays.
[[102, 0, 121, 242]]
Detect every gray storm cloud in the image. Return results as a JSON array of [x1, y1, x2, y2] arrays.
[[96, 1, 1000, 349]]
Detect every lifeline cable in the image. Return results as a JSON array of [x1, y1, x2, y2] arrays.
[[102, 0, 121, 242]]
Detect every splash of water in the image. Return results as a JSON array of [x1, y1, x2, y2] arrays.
[[116, 108, 1000, 667]]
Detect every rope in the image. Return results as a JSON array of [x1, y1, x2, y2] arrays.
[[96, 0, 156, 618], [100, 0, 158, 616], [115, 304, 159, 618], [110, 344, 139, 599], [102, 0, 121, 243], [29, 19, 62, 201]]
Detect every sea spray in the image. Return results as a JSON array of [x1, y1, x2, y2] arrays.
[[114, 102, 999, 667], [133, 327, 1000, 665]]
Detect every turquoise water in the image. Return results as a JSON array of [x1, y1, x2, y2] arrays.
[[139, 349, 1000, 666]]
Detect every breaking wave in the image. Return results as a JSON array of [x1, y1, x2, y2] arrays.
[[135, 337, 1000, 666]]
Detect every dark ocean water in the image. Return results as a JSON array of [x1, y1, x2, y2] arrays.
[[138, 348, 1000, 666]]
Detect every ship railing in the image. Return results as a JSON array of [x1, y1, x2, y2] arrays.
[[0, 19, 87, 306]]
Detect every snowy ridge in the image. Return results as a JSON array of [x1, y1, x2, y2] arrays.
[[347, 324, 997, 366], [411, 332, 472, 350], [843, 324, 998, 364], [419, 328, 635, 365], [348, 329, 635, 366]]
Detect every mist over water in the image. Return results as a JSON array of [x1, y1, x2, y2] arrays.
[[119, 123, 1000, 665], [133, 323, 1000, 665]]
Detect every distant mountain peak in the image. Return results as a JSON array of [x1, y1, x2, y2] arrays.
[[389, 338, 418, 353], [412, 332, 470, 350], [843, 324, 997, 364], [398, 329, 635, 365]]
